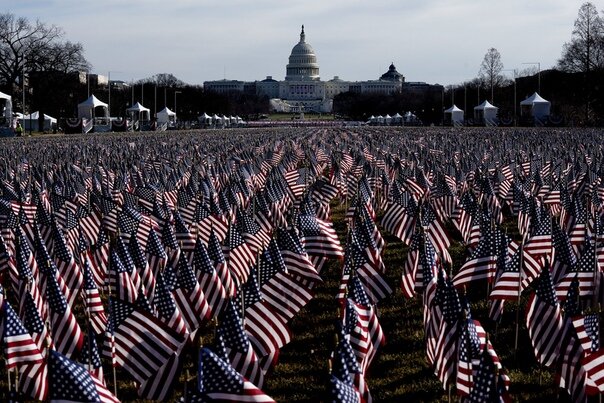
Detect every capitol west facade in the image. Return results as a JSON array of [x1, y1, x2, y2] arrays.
[[204, 26, 441, 113]]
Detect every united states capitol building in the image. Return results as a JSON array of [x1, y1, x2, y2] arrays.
[[203, 26, 443, 113]]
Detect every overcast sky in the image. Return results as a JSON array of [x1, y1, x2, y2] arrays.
[[6, 0, 592, 86]]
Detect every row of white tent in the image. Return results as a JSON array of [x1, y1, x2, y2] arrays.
[[445, 92, 551, 125], [199, 113, 245, 126], [368, 112, 420, 124], [77, 95, 176, 124]]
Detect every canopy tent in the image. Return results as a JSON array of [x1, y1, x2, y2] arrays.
[[0, 91, 12, 124], [474, 100, 498, 125], [157, 107, 176, 124], [444, 105, 464, 126], [78, 95, 109, 120], [520, 92, 550, 121], [392, 113, 402, 124], [23, 111, 57, 131], [126, 102, 151, 121]]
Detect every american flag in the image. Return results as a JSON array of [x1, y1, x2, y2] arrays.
[[153, 272, 188, 336], [105, 297, 186, 384], [79, 325, 105, 383], [237, 209, 271, 255], [572, 313, 599, 354], [216, 300, 264, 388], [523, 214, 552, 260], [173, 209, 196, 252], [329, 374, 361, 403], [490, 245, 541, 300], [556, 239, 599, 299], [197, 347, 275, 402], [276, 228, 322, 286], [460, 344, 509, 403], [129, 234, 156, 302], [298, 201, 344, 262], [558, 333, 589, 402], [456, 309, 481, 396], [244, 293, 292, 357], [348, 233, 391, 305], [146, 228, 167, 286], [381, 194, 417, 246], [345, 279, 385, 373], [46, 269, 84, 358], [224, 224, 255, 286], [193, 238, 228, 318], [171, 252, 212, 332], [331, 335, 369, 403], [420, 204, 452, 265], [525, 264, 566, 368], [453, 227, 499, 288], [138, 352, 183, 400], [48, 349, 118, 403], [1, 299, 44, 369], [551, 221, 577, 282], [257, 239, 314, 322], [208, 228, 237, 298], [83, 256, 108, 335], [91, 229, 110, 287], [432, 275, 461, 388], [108, 249, 138, 304], [21, 288, 52, 355]]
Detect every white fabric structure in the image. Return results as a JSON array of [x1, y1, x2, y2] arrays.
[[520, 92, 550, 121], [157, 107, 176, 124], [474, 101, 498, 125], [78, 95, 109, 119], [126, 102, 151, 121], [392, 113, 402, 124], [444, 105, 464, 125], [0, 91, 12, 123], [23, 111, 57, 131]]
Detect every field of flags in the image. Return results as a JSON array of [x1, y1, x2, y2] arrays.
[[0, 127, 603, 401]]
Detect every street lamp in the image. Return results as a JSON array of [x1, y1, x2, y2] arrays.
[[174, 91, 181, 126], [522, 62, 540, 93], [502, 69, 517, 126], [174, 90, 181, 113]]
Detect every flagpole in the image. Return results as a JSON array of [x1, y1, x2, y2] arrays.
[[515, 235, 525, 355], [594, 216, 599, 308], [108, 237, 118, 399]]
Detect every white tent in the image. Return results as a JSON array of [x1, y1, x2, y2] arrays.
[[384, 114, 392, 125], [126, 102, 151, 121], [520, 92, 550, 122], [157, 107, 176, 124], [444, 105, 464, 126], [474, 101, 498, 125], [23, 111, 57, 131], [78, 95, 108, 120], [392, 113, 402, 124], [0, 91, 12, 124]]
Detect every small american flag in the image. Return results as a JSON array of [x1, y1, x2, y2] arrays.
[[1, 299, 44, 369], [197, 347, 275, 402]]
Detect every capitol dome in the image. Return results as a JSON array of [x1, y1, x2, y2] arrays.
[[285, 25, 320, 81]]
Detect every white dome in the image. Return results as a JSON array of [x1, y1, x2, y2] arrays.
[[286, 25, 320, 81]]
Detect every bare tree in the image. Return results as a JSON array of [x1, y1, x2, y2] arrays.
[[558, 3, 604, 123], [138, 73, 185, 87], [558, 2, 604, 74], [478, 48, 504, 103], [0, 12, 90, 94]]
